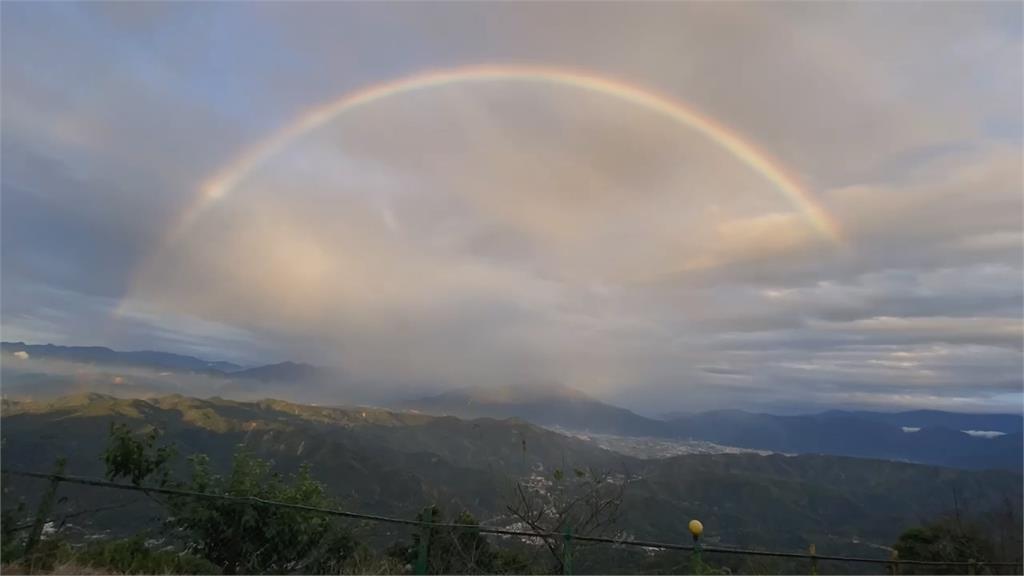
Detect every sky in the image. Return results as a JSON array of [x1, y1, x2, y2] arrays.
[[2, 2, 1022, 414]]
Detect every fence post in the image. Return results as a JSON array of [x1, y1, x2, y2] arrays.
[[23, 457, 66, 566], [808, 543, 817, 575], [689, 519, 704, 574], [414, 507, 432, 575], [968, 559, 976, 576], [562, 525, 573, 575], [888, 549, 900, 575]]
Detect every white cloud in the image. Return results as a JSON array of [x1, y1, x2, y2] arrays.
[[2, 2, 1021, 412], [962, 430, 1007, 439]]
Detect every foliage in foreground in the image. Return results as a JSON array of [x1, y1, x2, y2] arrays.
[[99, 423, 541, 574], [893, 513, 1019, 575], [104, 423, 359, 574], [6, 420, 1019, 574], [2, 536, 220, 574], [385, 506, 536, 574]]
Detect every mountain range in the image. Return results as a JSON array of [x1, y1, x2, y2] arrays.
[[396, 381, 670, 437], [2, 392, 1021, 568], [402, 384, 1023, 471], [1, 342, 245, 373], [0, 342, 331, 380], [4, 341, 1022, 471]]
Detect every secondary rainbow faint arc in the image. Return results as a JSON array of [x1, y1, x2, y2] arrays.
[[175, 65, 841, 242]]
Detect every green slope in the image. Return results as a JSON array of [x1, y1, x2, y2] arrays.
[[2, 393, 1020, 562]]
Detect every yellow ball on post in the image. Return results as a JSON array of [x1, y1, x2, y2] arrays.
[[688, 519, 704, 573], [688, 519, 704, 538]]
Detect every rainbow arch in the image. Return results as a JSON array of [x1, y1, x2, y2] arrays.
[[173, 65, 840, 242]]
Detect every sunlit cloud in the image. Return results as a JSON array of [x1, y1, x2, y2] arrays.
[[2, 1, 1021, 412]]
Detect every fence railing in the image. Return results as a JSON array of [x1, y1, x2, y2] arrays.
[[4, 468, 1022, 575]]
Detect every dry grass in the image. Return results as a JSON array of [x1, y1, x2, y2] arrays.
[[1, 561, 113, 575]]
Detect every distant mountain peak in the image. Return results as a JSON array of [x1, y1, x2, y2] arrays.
[[451, 382, 593, 403], [399, 382, 669, 437], [231, 361, 326, 382], [1, 341, 244, 373]]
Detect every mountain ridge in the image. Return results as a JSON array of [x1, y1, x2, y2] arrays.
[[1, 341, 244, 373], [2, 392, 1021, 559], [5, 342, 1022, 470], [397, 382, 672, 438], [403, 384, 1023, 470]]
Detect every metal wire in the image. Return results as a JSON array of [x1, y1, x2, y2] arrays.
[[3, 468, 1020, 569]]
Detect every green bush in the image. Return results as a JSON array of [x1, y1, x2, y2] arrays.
[[386, 506, 536, 574], [894, 516, 994, 575], [75, 537, 220, 574], [164, 452, 358, 574], [1, 536, 218, 575], [103, 423, 359, 574]]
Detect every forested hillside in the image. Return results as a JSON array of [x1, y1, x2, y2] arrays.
[[3, 393, 1020, 568]]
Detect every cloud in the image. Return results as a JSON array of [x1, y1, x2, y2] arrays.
[[699, 366, 749, 378], [1, 2, 1021, 413], [962, 430, 1007, 439], [13, 351, 29, 360]]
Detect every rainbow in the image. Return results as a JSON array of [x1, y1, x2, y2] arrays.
[[173, 65, 840, 242]]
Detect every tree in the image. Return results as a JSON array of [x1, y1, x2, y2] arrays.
[[893, 515, 995, 575], [505, 467, 627, 573], [167, 452, 357, 574], [103, 423, 176, 487], [988, 495, 1024, 568], [1, 499, 29, 564], [102, 423, 358, 574], [387, 506, 534, 574]]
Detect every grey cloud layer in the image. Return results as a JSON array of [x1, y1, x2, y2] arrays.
[[2, 2, 1021, 413]]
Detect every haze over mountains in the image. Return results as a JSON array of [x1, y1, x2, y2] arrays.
[[2, 342, 245, 373], [4, 341, 1021, 471], [1, 341, 1022, 569], [403, 383, 1023, 471], [397, 381, 670, 438], [1, 341, 337, 403]]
